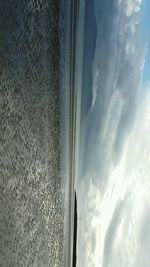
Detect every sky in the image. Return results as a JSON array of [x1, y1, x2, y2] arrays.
[[76, 0, 150, 266]]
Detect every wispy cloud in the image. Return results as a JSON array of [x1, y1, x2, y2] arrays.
[[80, 0, 145, 183], [77, 87, 150, 267]]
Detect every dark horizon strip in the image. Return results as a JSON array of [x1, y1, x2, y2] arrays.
[[72, 192, 78, 267], [65, 0, 80, 266]]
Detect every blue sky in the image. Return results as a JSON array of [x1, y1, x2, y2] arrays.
[[141, 0, 150, 83], [76, 0, 150, 267]]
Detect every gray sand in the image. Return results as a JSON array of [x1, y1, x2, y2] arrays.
[[0, 0, 68, 266]]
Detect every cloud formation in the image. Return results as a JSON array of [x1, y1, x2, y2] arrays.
[[77, 0, 149, 266], [117, 0, 142, 16], [80, 0, 144, 184], [77, 88, 150, 267]]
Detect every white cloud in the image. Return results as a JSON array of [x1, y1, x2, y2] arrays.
[[77, 88, 150, 267], [118, 0, 143, 16], [80, 0, 145, 180]]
